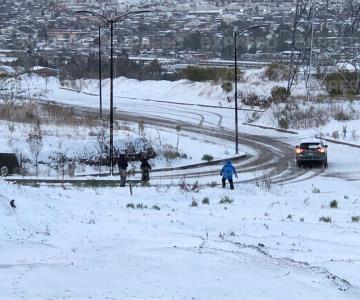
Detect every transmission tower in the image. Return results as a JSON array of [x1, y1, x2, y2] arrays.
[[287, 0, 316, 98]]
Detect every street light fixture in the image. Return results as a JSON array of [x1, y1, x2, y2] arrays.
[[76, 10, 152, 175], [234, 24, 268, 154]]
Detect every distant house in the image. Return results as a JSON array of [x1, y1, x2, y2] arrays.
[[30, 66, 59, 77]]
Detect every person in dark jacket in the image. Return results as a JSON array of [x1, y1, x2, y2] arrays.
[[140, 159, 152, 186], [220, 160, 238, 190], [118, 155, 128, 187]]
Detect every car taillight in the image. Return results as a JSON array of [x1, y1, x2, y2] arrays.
[[318, 148, 326, 153], [295, 148, 303, 154]]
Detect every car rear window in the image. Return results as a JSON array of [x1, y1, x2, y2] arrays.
[[300, 143, 320, 149]]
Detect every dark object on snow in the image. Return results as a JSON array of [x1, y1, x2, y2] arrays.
[[0, 153, 20, 175], [10, 200, 16, 209], [118, 155, 128, 169], [118, 155, 128, 187], [140, 159, 152, 186]]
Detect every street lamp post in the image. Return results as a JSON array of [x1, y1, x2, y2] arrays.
[[233, 24, 268, 154], [98, 25, 102, 119], [76, 10, 151, 175]]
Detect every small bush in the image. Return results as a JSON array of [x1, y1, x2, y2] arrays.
[[221, 81, 233, 93], [136, 203, 148, 209], [312, 187, 320, 193], [334, 110, 351, 121], [127, 203, 135, 209], [351, 130, 358, 141], [219, 196, 234, 204], [241, 92, 269, 108], [202, 197, 210, 205], [162, 144, 181, 161], [202, 154, 214, 162], [324, 71, 358, 96], [264, 63, 288, 81], [152, 205, 161, 210], [181, 66, 240, 82], [331, 131, 340, 140], [208, 181, 217, 188], [190, 200, 198, 207], [330, 200, 338, 208], [319, 216, 332, 223], [287, 214, 292, 219], [351, 216, 360, 223], [270, 86, 290, 103]]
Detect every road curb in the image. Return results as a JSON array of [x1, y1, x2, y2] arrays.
[[315, 136, 360, 149], [243, 123, 299, 134], [74, 154, 248, 177]]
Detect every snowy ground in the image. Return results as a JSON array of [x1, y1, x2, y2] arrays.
[[1, 71, 360, 299], [1, 168, 360, 299]]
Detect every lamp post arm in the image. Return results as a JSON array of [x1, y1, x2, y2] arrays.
[[75, 10, 110, 27], [235, 24, 269, 36], [112, 10, 152, 27]]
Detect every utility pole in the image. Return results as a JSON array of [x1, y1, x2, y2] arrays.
[[98, 26, 103, 119]]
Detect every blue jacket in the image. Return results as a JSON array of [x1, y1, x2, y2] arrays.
[[221, 161, 237, 179]]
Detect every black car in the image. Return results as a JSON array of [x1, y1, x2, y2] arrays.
[[295, 140, 328, 168]]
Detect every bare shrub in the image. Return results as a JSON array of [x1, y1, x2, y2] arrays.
[[221, 81, 233, 92], [190, 199, 198, 207], [162, 144, 182, 161], [201, 154, 214, 162], [26, 121, 43, 176], [319, 216, 332, 223], [351, 216, 360, 222], [179, 178, 200, 192], [273, 101, 329, 129], [342, 125, 347, 139], [312, 187, 320, 193], [138, 120, 145, 136], [0, 100, 40, 123], [334, 110, 351, 121], [96, 128, 109, 163], [270, 86, 290, 102], [219, 196, 234, 204], [331, 131, 340, 140], [245, 111, 261, 123], [41, 102, 97, 127], [255, 170, 272, 191], [241, 92, 269, 108], [263, 63, 288, 81], [202, 197, 210, 205], [176, 125, 181, 151], [351, 130, 358, 141]]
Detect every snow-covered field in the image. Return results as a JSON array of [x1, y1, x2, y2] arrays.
[[1, 171, 360, 299], [1, 70, 360, 299]]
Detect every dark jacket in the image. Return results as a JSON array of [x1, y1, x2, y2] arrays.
[[140, 160, 151, 171], [118, 156, 128, 169]]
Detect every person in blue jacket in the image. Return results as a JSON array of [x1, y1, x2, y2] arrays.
[[220, 160, 238, 190]]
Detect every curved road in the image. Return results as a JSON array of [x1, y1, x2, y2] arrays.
[[58, 101, 323, 185]]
